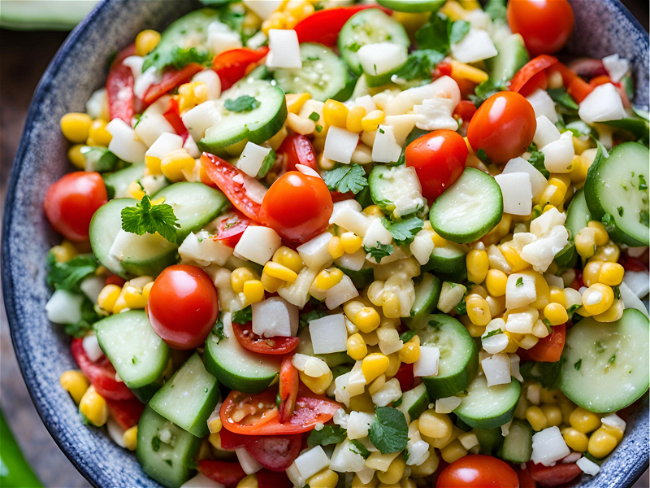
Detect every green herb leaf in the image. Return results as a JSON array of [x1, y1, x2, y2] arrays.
[[415, 14, 452, 52], [309, 111, 320, 122], [567, 303, 581, 320], [225, 95, 260, 112], [547, 87, 579, 112], [307, 425, 347, 447], [520, 359, 564, 390], [483, 328, 503, 339], [151, 436, 161, 452], [121, 194, 180, 243], [47, 254, 99, 292], [528, 151, 550, 178], [381, 216, 424, 245], [393, 49, 445, 82], [213, 317, 225, 343], [449, 20, 470, 44], [455, 298, 467, 315], [143, 46, 211, 72], [300, 310, 328, 329], [232, 306, 252, 324], [574, 358, 582, 371], [368, 407, 409, 454], [469, 79, 508, 108], [516, 277, 524, 287], [476, 148, 491, 165], [613, 286, 621, 300], [484, 0, 507, 22], [257, 149, 276, 178], [323, 164, 368, 195], [400, 330, 417, 343], [349, 439, 371, 458], [364, 242, 394, 264]]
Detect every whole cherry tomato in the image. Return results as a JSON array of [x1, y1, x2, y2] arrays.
[[405, 130, 468, 201], [261, 171, 333, 244], [507, 0, 575, 56], [437, 455, 520, 488], [147, 265, 219, 350], [467, 92, 536, 165], [44, 172, 108, 241]]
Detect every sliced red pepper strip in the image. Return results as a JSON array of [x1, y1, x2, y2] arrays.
[[142, 63, 204, 106], [162, 97, 189, 140], [213, 47, 269, 91], [509, 55, 558, 94], [279, 355, 299, 423], [198, 460, 247, 488], [294, 6, 390, 46], [106, 44, 136, 123]]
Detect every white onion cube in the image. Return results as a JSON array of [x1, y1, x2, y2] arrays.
[[192, 69, 222, 100], [182, 100, 222, 142], [106, 119, 147, 163], [237, 142, 271, 177], [362, 218, 393, 248], [324, 126, 359, 164], [526, 89, 558, 123], [502, 157, 547, 201], [348, 411, 375, 439], [325, 275, 359, 310], [495, 172, 532, 216], [372, 125, 402, 163], [135, 112, 175, 147], [450, 28, 497, 63], [577, 456, 601, 476], [267, 29, 302, 69], [243, 0, 283, 20], [481, 353, 511, 387], [309, 314, 348, 354], [506, 273, 537, 309], [358, 42, 408, 76], [579, 83, 626, 123], [234, 226, 282, 265], [252, 297, 299, 337], [533, 115, 561, 149], [297, 232, 334, 270], [602, 54, 629, 83], [46, 290, 84, 325], [413, 346, 440, 377], [146, 132, 184, 160], [531, 427, 570, 466], [541, 131, 575, 173]]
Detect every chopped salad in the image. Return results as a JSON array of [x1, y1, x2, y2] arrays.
[[45, 0, 649, 487]]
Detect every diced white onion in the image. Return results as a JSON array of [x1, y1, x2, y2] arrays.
[[372, 378, 402, 407], [384, 114, 417, 146], [619, 282, 649, 316], [86, 88, 108, 120], [324, 126, 360, 164], [146, 132, 184, 160], [252, 297, 299, 337], [410, 231, 435, 266], [506, 273, 537, 309], [413, 346, 440, 377], [106, 119, 147, 163], [346, 361, 367, 397], [179, 231, 233, 267], [622, 270, 649, 299], [413, 98, 458, 131], [80, 275, 105, 304], [579, 83, 626, 123], [243, 0, 283, 20], [278, 267, 318, 309], [329, 439, 366, 472], [377, 327, 403, 355], [236, 448, 263, 475], [208, 21, 243, 56], [450, 28, 497, 63], [192, 69, 222, 100], [325, 275, 359, 310], [135, 112, 176, 147], [495, 172, 532, 216], [297, 232, 334, 270], [294, 446, 330, 480], [481, 353, 511, 387], [335, 249, 366, 272], [362, 218, 393, 249], [526, 88, 558, 123], [357, 42, 408, 76], [329, 200, 370, 237], [82, 333, 105, 362], [237, 142, 271, 178], [233, 226, 282, 265], [602, 54, 629, 83], [182, 100, 222, 142], [577, 456, 600, 476], [180, 472, 225, 488], [134, 66, 162, 100], [309, 314, 348, 354], [533, 115, 561, 148], [348, 411, 375, 439], [106, 417, 126, 448], [541, 131, 575, 173], [435, 396, 462, 414], [531, 427, 571, 466], [372, 125, 402, 163], [267, 29, 302, 69], [46, 290, 83, 325]]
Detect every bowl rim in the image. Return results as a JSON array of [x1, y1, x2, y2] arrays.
[[2, 0, 648, 487]]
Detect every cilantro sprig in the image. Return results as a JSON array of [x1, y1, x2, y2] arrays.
[[121, 194, 180, 243], [382, 216, 424, 245], [225, 95, 260, 112], [368, 407, 409, 454], [307, 425, 347, 447], [364, 242, 394, 263], [323, 165, 368, 195], [47, 253, 99, 292], [232, 306, 252, 324]]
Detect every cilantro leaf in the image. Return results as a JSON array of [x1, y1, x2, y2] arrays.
[[455, 298, 467, 315], [547, 87, 579, 112], [369, 407, 409, 454], [258, 149, 276, 178], [416, 14, 452, 52], [143, 46, 211, 73], [300, 310, 328, 329], [520, 360, 564, 390], [400, 330, 417, 343], [483, 328, 503, 339], [232, 306, 252, 324], [213, 316, 225, 343], [349, 440, 371, 458], [381, 216, 424, 245], [528, 151, 550, 178], [47, 254, 99, 292], [364, 242, 394, 264], [307, 425, 347, 447], [225, 95, 260, 112], [323, 165, 368, 195], [469, 79, 508, 108], [484, 0, 507, 22], [449, 20, 470, 45], [574, 358, 582, 371], [393, 50, 445, 82], [121, 194, 180, 243], [516, 277, 524, 287], [476, 148, 491, 165], [567, 303, 581, 320]]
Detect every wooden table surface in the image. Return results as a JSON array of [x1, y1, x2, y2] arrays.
[[0, 3, 648, 487]]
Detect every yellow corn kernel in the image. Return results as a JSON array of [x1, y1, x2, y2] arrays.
[[142, 282, 154, 302], [60, 370, 89, 404], [112, 286, 129, 314], [430, 231, 448, 248], [562, 427, 589, 452], [569, 155, 586, 183], [361, 110, 386, 132], [363, 205, 385, 218], [160, 149, 195, 182], [314, 268, 343, 290], [419, 410, 452, 439], [328, 236, 345, 259], [570, 407, 601, 434], [540, 179, 568, 207], [208, 417, 223, 434], [540, 405, 562, 427], [466, 296, 491, 326], [61, 113, 92, 143], [368, 375, 386, 396], [353, 307, 381, 333], [377, 456, 406, 485], [262, 11, 288, 35], [588, 221, 609, 246], [50, 240, 78, 263], [243, 280, 265, 305], [400, 479, 416, 488], [323, 99, 349, 128], [548, 286, 566, 307], [347, 333, 368, 361], [123, 285, 147, 309], [308, 469, 339, 488], [598, 262, 624, 286], [286, 93, 312, 114], [582, 260, 603, 287], [231, 267, 258, 293], [135, 29, 161, 56], [485, 269, 507, 297], [575, 227, 596, 259], [591, 243, 620, 263], [399, 335, 420, 364], [441, 439, 467, 464], [501, 243, 530, 272], [540, 388, 562, 404], [286, 0, 314, 25], [526, 406, 547, 431], [260, 271, 283, 293], [601, 423, 624, 442], [67, 144, 87, 169], [235, 474, 258, 488], [588, 428, 618, 458], [362, 353, 390, 383], [272, 246, 303, 274], [450, 60, 489, 84], [593, 298, 624, 323], [352, 474, 378, 488], [466, 323, 486, 338], [467, 249, 489, 284], [385, 353, 401, 378], [123, 426, 138, 451], [208, 432, 223, 450], [382, 293, 401, 319], [341, 232, 363, 254], [79, 385, 109, 427], [126, 181, 145, 201], [543, 302, 568, 326], [299, 370, 333, 395], [582, 283, 614, 315], [440, 0, 468, 20], [88, 119, 112, 147], [346, 105, 367, 133], [97, 284, 122, 312], [344, 300, 365, 320]]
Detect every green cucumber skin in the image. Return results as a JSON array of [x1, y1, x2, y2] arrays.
[[554, 189, 591, 269], [485, 34, 529, 83], [405, 273, 441, 329], [368, 165, 394, 212], [498, 420, 532, 464], [103, 163, 149, 200], [402, 384, 431, 421], [377, 0, 446, 13], [422, 247, 468, 283], [475, 427, 505, 455], [454, 380, 521, 430], [337, 265, 374, 289]]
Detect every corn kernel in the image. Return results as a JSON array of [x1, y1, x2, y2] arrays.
[[485, 269, 507, 297], [466, 323, 486, 338], [323, 99, 349, 128], [570, 407, 601, 433], [582, 283, 614, 315], [272, 246, 304, 274], [300, 370, 333, 395], [363, 205, 385, 218], [582, 260, 603, 287], [60, 370, 89, 404], [328, 236, 345, 259], [208, 416, 223, 434], [287, 112, 316, 135], [243, 280, 265, 305], [341, 232, 363, 254], [286, 93, 312, 114], [161, 149, 195, 182], [50, 240, 78, 263], [467, 249, 489, 284], [237, 474, 259, 488], [362, 110, 386, 132], [377, 456, 406, 485], [588, 428, 618, 458], [88, 119, 112, 146], [97, 284, 122, 312], [562, 427, 589, 452], [347, 333, 368, 361], [440, 0, 468, 20], [501, 243, 530, 272], [142, 282, 154, 302], [79, 385, 109, 427], [135, 29, 161, 56], [466, 296, 491, 326], [123, 426, 138, 451], [352, 474, 378, 488], [591, 243, 620, 263], [314, 268, 343, 290], [231, 267, 259, 293], [525, 406, 547, 431], [260, 271, 284, 293], [352, 307, 379, 334], [61, 113, 92, 143], [598, 262, 624, 286], [450, 60, 489, 84], [346, 105, 367, 133], [399, 335, 420, 364], [588, 221, 609, 246], [362, 353, 390, 383], [123, 285, 147, 309], [540, 179, 568, 207], [67, 144, 87, 169], [308, 469, 339, 488], [593, 298, 624, 323], [543, 303, 568, 326], [208, 432, 223, 450], [540, 405, 562, 427], [575, 227, 596, 259], [441, 439, 468, 464], [419, 410, 452, 439]]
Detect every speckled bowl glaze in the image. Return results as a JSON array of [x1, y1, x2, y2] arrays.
[[2, 0, 648, 486]]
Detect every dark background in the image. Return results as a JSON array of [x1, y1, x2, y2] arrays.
[[0, 1, 648, 486]]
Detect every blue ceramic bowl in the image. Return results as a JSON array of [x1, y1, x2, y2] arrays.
[[3, 0, 649, 486]]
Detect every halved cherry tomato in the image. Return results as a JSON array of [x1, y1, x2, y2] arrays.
[[214, 211, 252, 248], [437, 455, 519, 488], [279, 355, 299, 423], [105, 398, 144, 430], [510, 55, 559, 95], [142, 63, 204, 106], [294, 6, 389, 46], [528, 462, 582, 487], [71, 338, 134, 401], [198, 460, 247, 488], [405, 130, 468, 201], [507, 0, 574, 56], [213, 47, 269, 90], [162, 98, 188, 140], [623, 257, 648, 272], [261, 171, 333, 244], [106, 44, 136, 123], [221, 388, 340, 436], [467, 91, 536, 164], [148, 265, 219, 350], [517, 467, 537, 488], [232, 322, 300, 356], [393, 363, 414, 392], [527, 324, 566, 363], [105, 274, 126, 287], [258, 469, 293, 488], [201, 153, 263, 222], [44, 172, 108, 241], [276, 134, 318, 173], [218, 430, 302, 472], [453, 100, 478, 121]]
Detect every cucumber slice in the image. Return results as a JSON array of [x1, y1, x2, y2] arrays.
[[430, 168, 503, 244], [422, 245, 468, 283], [454, 375, 522, 430], [338, 9, 410, 76], [82, 146, 123, 173], [584, 142, 649, 246], [376, 0, 446, 13], [103, 163, 146, 199], [149, 353, 220, 438], [204, 314, 281, 393], [559, 309, 649, 413], [474, 427, 504, 455], [274, 43, 351, 102], [484, 34, 529, 83], [296, 328, 352, 368], [369, 165, 426, 215], [405, 273, 441, 329], [153, 182, 229, 242], [397, 383, 430, 422], [199, 80, 287, 155], [417, 314, 478, 399], [89, 199, 178, 278], [137, 406, 201, 488], [554, 189, 591, 269], [498, 420, 532, 463], [95, 311, 169, 390]]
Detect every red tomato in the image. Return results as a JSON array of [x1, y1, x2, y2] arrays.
[[213, 48, 269, 91], [257, 469, 293, 488], [294, 6, 389, 46], [589, 75, 613, 87], [507, 0, 575, 56], [261, 171, 333, 244], [528, 462, 582, 487], [44, 172, 108, 241], [435, 60, 453, 78], [467, 91, 537, 164], [105, 398, 145, 430], [105, 274, 126, 287], [453, 100, 478, 121], [163, 98, 188, 140], [437, 455, 520, 488], [277, 134, 318, 173], [198, 461, 247, 488], [147, 265, 219, 350], [232, 322, 300, 356], [142, 63, 203, 106], [220, 388, 340, 436], [517, 467, 537, 488], [70, 338, 134, 401], [405, 130, 468, 201], [623, 257, 648, 272], [528, 323, 566, 362], [510, 55, 559, 95], [279, 355, 299, 423], [243, 434, 303, 471], [106, 44, 136, 123], [201, 153, 263, 222], [214, 211, 252, 248], [393, 363, 414, 392]]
